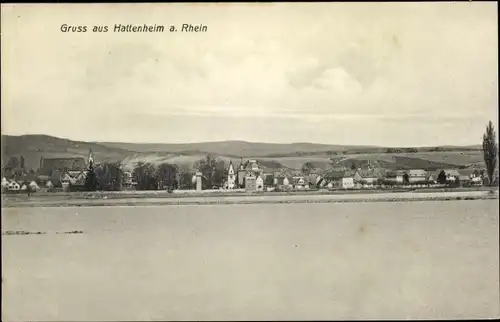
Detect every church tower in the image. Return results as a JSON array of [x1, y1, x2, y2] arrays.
[[227, 161, 236, 189], [88, 149, 94, 167]]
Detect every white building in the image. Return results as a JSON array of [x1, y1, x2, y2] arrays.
[[8, 180, 20, 191], [227, 161, 236, 189], [256, 175, 264, 191], [341, 177, 355, 189], [408, 169, 427, 184], [29, 181, 40, 191], [471, 176, 482, 185], [444, 169, 461, 183]]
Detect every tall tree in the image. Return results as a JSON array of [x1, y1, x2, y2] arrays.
[[6, 157, 19, 169], [178, 167, 194, 189], [195, 154, 225, 189], [133, 162, 146, 189], [84, 161, 98, 191], [482, 121, 498, 186], [19, 155, 25, 169], [155, 163, 178, 190], [264, 174, 275, 187], [301, 162, 314, 176], [437, 170, 447, 185], [213, 160, 226, 188], [133, 162, 158, 190], [96, 162, 124, 191], [403, 172, 410, 185]]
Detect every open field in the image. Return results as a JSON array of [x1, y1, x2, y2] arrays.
[[2, 200, 499, 320]]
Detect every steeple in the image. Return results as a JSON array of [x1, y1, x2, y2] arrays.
[[88, 149, 94, 167]]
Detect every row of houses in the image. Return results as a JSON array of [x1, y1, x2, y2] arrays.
[[1, 177, 40, 192], [2, 152, 137, 192], [2, 169, 137, 192], [2, 154, 497, 193], [221, 160, 494, 192]]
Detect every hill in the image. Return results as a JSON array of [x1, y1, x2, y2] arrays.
[[95, 140, 382, 157], [1, 134, 487, 172], [1, 135, 133, 171]]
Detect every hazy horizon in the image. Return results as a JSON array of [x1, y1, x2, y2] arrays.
[[1, 3, 498, 146], [1, 132, 487, 148]]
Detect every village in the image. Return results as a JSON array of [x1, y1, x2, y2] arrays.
[[1, 152, 496, 194]]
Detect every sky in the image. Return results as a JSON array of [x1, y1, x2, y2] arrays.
[[1, 2, 498, 146]]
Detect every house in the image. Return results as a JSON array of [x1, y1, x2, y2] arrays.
[[227, 161, 236, 190], [256, 175, 264, 191], [17, 173, 36, 187], [322, 169, 356, 189], [442, 169, 461, 183], [341, 170, 356, 189], [383, 170, 404, 185], [1, 177, 9, 188], [458, 174, 472, 186], [292, 176, 307, 189], [60, 170, 88, 190], [245, 176, 256, 191], [237, 159, 263, 188], [277, 176, 294, 189], [323, 169, 346, 188], [45, 180, 54, 189], [408, 169, 428, 185], [457, 169, 483, 185], [354, 169, 382, 187], [28, 181, 40, 191], [36, 175, 51, 185], [8, 180, 20, 191], [314, 175, 327, 189], [302, 174, 319, 190], [471, 175, 483, 185], [466, 169, 483, 185]]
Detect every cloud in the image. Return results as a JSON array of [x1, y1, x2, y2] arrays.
[[1, 3, 497, 146]]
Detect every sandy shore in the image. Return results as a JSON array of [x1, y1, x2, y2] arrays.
[[2, 189, 498, 208]]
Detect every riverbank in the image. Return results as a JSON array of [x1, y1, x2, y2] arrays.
[[3, 185, 497, 200], [2, 189, 498, 208]]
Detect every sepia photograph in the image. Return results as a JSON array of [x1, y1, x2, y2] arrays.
[[1, 2, 499, 321]]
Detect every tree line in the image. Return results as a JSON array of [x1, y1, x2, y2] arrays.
[[83, 154, 229, 192]]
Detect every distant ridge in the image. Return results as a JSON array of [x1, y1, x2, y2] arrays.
[[95, 140, 382, 157], [1, 134, 483, 171]]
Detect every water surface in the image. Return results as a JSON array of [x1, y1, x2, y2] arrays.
[[2, 200, 499, 320]]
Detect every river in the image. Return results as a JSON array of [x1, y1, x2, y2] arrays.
[[2, 200, 499, 320]]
